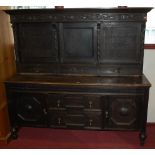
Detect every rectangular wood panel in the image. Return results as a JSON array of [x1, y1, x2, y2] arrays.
[[99, 22, 142, 64], [60, 23, 97, 63], [18, 23, 59, 63]]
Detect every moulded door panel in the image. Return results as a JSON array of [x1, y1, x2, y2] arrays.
[[60, 23, 97, 64], [13, 92, 47, 127], [17, 23, 59, 63], [104, 95, 143, 130], [99, 22, 143, 64]]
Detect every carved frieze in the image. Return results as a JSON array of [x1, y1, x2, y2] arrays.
[[10, 13, 146, 23]]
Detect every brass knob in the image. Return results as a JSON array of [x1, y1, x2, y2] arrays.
[[89, 119, 93, 126], [27, 105, 32, 110], [58, 117, 61, 125], [43, 108, 47, 115], [89, 101, 93, 109], [105, 111, 109, 118], [57, 99, 61, 108]]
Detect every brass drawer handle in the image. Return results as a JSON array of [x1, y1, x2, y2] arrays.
[[57, 99, 61, 108], [27, 105, 32, 110], [105, 111, 109, 119], [89, 101, 93, 109], [58, 117, 61, 125], [114, 68, 121, 73], [89, 119, 93, 126], [43, 108, 47, 115]]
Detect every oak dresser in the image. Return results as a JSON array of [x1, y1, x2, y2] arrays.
[[4, 7, 152, 145]]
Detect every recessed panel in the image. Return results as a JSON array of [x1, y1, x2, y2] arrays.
[[61, 23, 97, 63], [100, 23, 142, 64], [15, 93, 46, 126], [105, 95, 142, 130], [64, 28, 92, 57], [18, 23, 58, 63]]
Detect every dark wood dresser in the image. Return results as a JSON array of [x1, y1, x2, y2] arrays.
[[4, 8, 152, 145]]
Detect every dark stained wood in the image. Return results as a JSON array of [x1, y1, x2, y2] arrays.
[[5, 74, 151, 87], [4, 8, 152, 145], [5, 8, 152, 76], [104, 95, 142, 130], [5, 7, 153, 14], [99, 22, 142, 64]]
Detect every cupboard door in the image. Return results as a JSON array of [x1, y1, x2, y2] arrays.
[[14, 93, 47, 126], [17, 23, 59, 63], [99, 22, 142, 64], [104, 95, 142, 130], [60, 23, 97, 63]]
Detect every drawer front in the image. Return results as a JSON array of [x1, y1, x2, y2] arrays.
[[63, 95, 85, 109], [48, 111, 67, 128], [84, 111, 103, 129], [48, 110, 103, 130], [84, 95, 103, 110], [47, 93, 104, 129], [66, 114, 85, 128], [47, 94, 103, 111], [48, 111, 85, 128], [47, 94, 64, 110]]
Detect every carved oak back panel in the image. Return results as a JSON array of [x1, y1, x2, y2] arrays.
[[18, 23, 59, 63], [60, 23, 97, 64], [5, 8, 151, 76], [99, 22, 142, 64]]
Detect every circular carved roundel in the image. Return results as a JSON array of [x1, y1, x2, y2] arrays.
[[111, 98, 136, 126]]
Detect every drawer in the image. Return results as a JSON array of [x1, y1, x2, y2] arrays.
[[63, 95, 85, 109], [48, 109, 103, 130], [84, 111, 103, 129], [66, 114, 85, 128], [48, 111, 66, 128], [47, 94, 103, 112], [84, 95, 103, 110], [48, 111, 85, 129], [47, 94, 64, 110], [64, 94, 103, 110], [67, 108, 84, 115]]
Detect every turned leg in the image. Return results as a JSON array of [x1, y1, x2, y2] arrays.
[[139, 132, 147, 146]]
